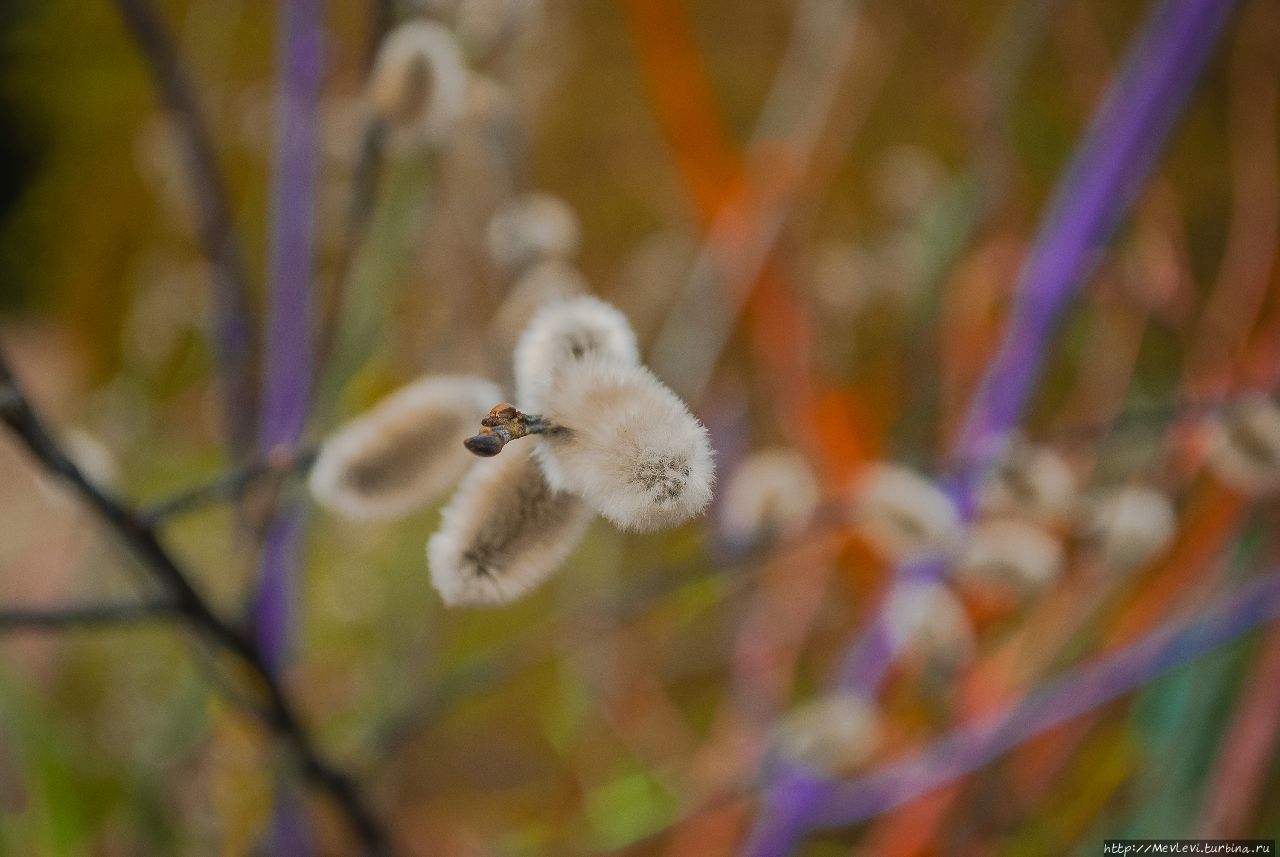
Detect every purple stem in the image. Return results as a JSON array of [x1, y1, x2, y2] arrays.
[[741, 570, 1280, 855], [256, 0, 324, 851], [259, 0, 324, 458], [255, 0, 324, 673], [835, 0, 1237, 699]]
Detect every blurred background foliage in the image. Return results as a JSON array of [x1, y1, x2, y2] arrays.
[[0, 0, 1277, 854]]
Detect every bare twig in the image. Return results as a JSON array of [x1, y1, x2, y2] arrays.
[[112, 0, 259, 460], [0, 352, 392, 857], [463, 403, 551, 457], [0, 600, 175, 631], [144, 446, 318, 524]]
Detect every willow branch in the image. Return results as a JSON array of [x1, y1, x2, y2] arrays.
[[112, 0, 259, 459], [0, 352, 392, 857], [144, 446, 318, 524], [0, 600, 175, 632]]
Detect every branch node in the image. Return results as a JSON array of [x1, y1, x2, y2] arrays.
[[464, 403, 548, 457]]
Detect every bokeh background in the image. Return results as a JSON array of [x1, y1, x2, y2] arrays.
[[1, 0, 1278, 854]]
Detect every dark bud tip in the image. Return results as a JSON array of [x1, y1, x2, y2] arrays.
[[464, 432, 504, 457]]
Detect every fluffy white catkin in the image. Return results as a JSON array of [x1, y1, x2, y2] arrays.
[[428, 443, 592, 606], [719, 446, 820, 546], [1085, 485, 1177, 571], [978, 441, 1078, 524], [847, 462, 962, 559], [883, 580, 975, 667], [1205, 396, 1280, 495], [513, 295, 640, 411], [953, 518, 1064, 598], [772, 692, 882, 778], [486, 192, 582, 273], [368, 20, 469, 143], [534, 358, 715, 532], [309, 376, 502, 520]]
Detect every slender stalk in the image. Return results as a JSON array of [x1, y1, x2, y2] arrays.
[[143, 447, 318, 524], [256, 2, 325, 851], [0, 353, 392, 857], [112, 0, 259, 460], [0, 601, 175, 631]]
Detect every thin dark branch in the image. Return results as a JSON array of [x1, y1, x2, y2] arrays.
[[0, 352, 392, 857], [144, 446, 318, 524], [112, 0, 259, 460], [0, 600, 175, 631]]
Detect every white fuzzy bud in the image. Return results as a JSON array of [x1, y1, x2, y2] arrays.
[[719, 447, 820, 546], [513, 295, 640, 411], [486, 192, 581, 273], [1205, 396, 1280, 495], [309, 376, 502, 520], [848, 463, 961, 559], [368, 20, 469, 143], [883, 580, 976, 668], [1083, 485, 1177, 571], [428, 443, 591, 606], [772, 693, 882, 777], [534, 359, 715, 532], [978, 441, 1078, 525], [954, 519, 1064, 598]]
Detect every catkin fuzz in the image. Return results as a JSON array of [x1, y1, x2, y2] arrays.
[[486, 192, 582, 273], [368, 20, 469, 144], [534, 358, 714, 532], [772, 693, 882, 778], [310, 376, 502, 520], [847, 462, 961, 559], [428, 443, 592, 606], [719, 446, 820, 546], [513, 295, 640, 410]]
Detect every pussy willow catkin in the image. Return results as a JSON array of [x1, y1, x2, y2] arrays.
[[310, 376, 502, 520], [428, 443, 592, 606]]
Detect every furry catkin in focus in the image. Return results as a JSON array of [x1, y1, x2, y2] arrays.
[[534, 358, 714, 532], [309, 376, 502, 520], [513, 295, 640, 410], [428, 443, 592, 606]]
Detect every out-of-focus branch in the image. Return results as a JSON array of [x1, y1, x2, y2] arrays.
[[0, 600, 175, 631], [143, 446, 318, 524], [112, 0, 259, 460], [0, 352, 393, 857]]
